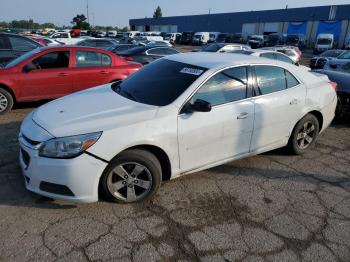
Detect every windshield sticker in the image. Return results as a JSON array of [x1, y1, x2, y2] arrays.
[[180, 67, 204, 76]]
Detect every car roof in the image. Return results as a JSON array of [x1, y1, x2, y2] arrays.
[[34, 46, 116, 53], [165, 52, 288, 69]]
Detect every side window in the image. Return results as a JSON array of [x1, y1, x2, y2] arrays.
[[31, 51, 70, 70], [260, 52, 275, 60], [192, 67, 248, 106], [255, 66, 286, 95], [147, 48, 167, 56], [101, 53, 112, 66], [275, 53, 293, 64], [9, 36, 38, 52], [0, 35, 11, 49], [76, 51, 111, 67], [164, 48, 178, 55], [285, 70, 300, 88]]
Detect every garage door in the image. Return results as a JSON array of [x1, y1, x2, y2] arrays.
[[242, 23, 256, 35], [264, 22, 279, 33]]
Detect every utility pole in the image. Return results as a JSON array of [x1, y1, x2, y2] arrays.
[[86, 0, 90, 23]]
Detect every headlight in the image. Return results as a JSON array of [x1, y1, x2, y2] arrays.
[[39, 132, 102, 158]]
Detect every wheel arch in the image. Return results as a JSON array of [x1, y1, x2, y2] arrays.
[[102, 144, 172, 182], [307, 110, 324, 131], [0, 83, 16, 102]]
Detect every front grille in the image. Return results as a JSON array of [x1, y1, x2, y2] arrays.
[[39, 181, 75, 197], [21, 148, 30, 167]]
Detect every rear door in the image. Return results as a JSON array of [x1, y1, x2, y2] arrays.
[[19, 50, 73, 100], [72, 50, 113, 92], [250, 65, 305, 152]]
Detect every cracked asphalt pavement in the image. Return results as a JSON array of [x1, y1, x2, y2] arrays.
[[0, 107, 350, 262]]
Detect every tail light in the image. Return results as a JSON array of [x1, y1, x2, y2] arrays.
[[330, 81, 337, 91]]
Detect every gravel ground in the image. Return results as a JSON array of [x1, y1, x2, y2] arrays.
[[0, 49, 349, 262]]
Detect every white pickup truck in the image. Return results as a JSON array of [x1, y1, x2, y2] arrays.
[[49, 32, 85, 45]]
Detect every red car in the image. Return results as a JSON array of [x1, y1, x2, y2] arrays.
[[0, 46, 142, 114]]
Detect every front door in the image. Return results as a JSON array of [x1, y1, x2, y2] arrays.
[[178, 66, 254, 172], [20, 50, 72, 100]]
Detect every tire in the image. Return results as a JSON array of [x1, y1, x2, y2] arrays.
[[0, 88, 14, 115], [288, 114, 320, 155], [100, 149, 162, 203]]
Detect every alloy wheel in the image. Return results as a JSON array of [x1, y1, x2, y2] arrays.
[[296, 121, 316, 150], [107, 162, 153, 202], [0, 93, 8, 112]]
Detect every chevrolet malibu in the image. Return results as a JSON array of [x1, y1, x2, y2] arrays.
[[0, 46, 142, 114], [19, 53, 337, 203]]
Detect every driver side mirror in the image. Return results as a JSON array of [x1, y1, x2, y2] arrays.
[[182, 99, 212, 114], [329, 64, 338, 69], [22, 64, 34, 73]]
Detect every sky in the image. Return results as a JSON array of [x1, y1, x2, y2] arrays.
[[0, 0, 349, 27]]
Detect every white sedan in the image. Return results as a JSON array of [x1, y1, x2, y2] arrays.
[[19, 53, 337, 203]]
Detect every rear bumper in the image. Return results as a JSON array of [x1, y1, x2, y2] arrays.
[[320, 94, 337, 132], [336, 92, 350, 117]]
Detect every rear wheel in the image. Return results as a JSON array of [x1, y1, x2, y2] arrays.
[[0, 88, 14, 115], [100, 149, 161, 203], [288, 114, 320, 155]]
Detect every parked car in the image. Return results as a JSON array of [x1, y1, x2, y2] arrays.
[[248, 35, 265, 48], [216, 33, 230, 43], [164, 33, 181, 44], [231, 33, 245, 44], [0, 46, 142, 114], [208, 32, 221, 43], [195, 43, 250, 53], [316, 60, 350, 120], [76, 39, 119, 50], [49, 32, 84, 45], [107, 31, 117, 38], [192, 32, 210, 45], [139, 40, 173, 47], [314, 34, 334, 54], [118, 45, 179, 65], [180, 32, 195, 45], [264, 34, 283, 47], [262, 46, 302, 64], [106, 44, 139, 54], [285, 34, 307, 50], [0, 33, 43, 64], [231, 49, 298, 65], [309, 49, 345, 69], [18, 52, 337, 203]]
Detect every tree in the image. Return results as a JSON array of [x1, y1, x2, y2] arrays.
[[71, 14, 90, 30], [153, 6, 162, 18]]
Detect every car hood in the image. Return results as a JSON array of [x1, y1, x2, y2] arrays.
[[32, 84, 159, 137]]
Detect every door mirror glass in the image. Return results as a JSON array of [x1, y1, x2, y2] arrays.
[[183, 99, 212, 114]]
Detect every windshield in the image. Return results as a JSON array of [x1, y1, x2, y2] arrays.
[[202, 44, 222, 52], [5, 48, 42, 68], [194, 35, 201, 39], [317, 38, 332, 45], [112, 59, 207, 106], [337, 51, 350, 59]]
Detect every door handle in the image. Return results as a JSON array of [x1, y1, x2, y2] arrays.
[[237, 112, 249, 119], [100, 70, 109, 74], [290, 99, 299, 105], [58, 72, 68, 77]]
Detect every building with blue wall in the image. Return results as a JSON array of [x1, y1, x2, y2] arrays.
[[130, 5, 350, 47]]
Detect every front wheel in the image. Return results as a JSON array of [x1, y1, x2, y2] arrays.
[[100, 149, 161, 203], [0, 88, 14, 115], [288, 114, 320, 155]]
